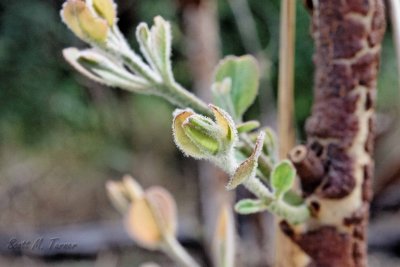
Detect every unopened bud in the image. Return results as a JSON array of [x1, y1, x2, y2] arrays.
[[61, 0, 108, 43], [172, 105, 237, 160], [92, 0, 116, 26]]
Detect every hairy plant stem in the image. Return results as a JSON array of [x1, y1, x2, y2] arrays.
[[162, 235, 200, 267], [158, 81, 212, 116]]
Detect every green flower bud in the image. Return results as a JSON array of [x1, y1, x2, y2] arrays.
[[172, 105, 237, 160]]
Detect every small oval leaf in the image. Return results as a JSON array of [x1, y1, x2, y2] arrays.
[[271, 160, 296, 197], [235, 199, 268, 215], [213, 55, 259, 120]]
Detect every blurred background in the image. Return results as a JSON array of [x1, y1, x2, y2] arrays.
[[0, 0, 399, 266]]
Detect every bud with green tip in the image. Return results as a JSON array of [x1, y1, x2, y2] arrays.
[[172, 104, 237, 161]]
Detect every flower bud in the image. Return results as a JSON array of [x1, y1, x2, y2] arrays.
[[105, 180, 130, 214], [182, 115, 220, 156], [123, 185, 177, 250], [61, 0, 108, 43], [172, 105, 237, 160], [92, 0, 116, 26], [125, 197, 162, 249], [122, 175, 144, 201], [173, 109, 206, 159]]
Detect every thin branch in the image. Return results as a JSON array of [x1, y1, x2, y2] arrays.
[[277, 0, 296, 159], [275, 1, 303, 267]]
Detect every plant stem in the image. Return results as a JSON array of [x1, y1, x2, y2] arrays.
[[163, 235, 200, 267], [277, 0, 296, 159], [160, 81, 212, 116], [275, 0, 305, 266]]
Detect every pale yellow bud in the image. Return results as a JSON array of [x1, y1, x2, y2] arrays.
[[125, 197, 162, 250], [61, 0, 108, 43], [92, 0, 116, 26]]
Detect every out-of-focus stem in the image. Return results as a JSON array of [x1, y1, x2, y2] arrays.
[[277, 0, 296, 159], [275, 1, 308, 267], [163, 235, 200, 267]]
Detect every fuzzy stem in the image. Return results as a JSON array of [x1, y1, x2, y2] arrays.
[[162, 235, 200, 267], [159, 81, 212, 116]]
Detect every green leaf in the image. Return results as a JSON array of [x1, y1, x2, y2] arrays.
[[236, 120, 260, 133], [211, 78, 235, 118], [263, 127, 278, 163], [63, 48, 151, 93], [226, 131, 264, 190], [235, 199, 268, 215], [271, 160, 296, 197], [151, 16, 173, 80], [214, 55, 259, 120]]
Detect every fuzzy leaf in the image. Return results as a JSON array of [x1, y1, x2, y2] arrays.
[[226, 131, 265, 190], [235, 199, 268, 214], [236, 120, 260, 133], [271, 160, 296, 197], [93, 0, 116, 26], [214, 55, 259, 120], [63, 48, 151, 92], [61, 0, 108, 43], [151, 16, 173, 80], [263, 127, 278, 161], [211, 78, 235, 117]]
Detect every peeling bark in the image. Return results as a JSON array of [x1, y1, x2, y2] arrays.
[[284, 1, 386, 266]]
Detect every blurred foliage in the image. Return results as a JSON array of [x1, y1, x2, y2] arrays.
[[0, 0, 397, 157]]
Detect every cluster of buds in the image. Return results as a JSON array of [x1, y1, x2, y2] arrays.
[[106, 175, 177, 250], [61, 0, 185, 104]]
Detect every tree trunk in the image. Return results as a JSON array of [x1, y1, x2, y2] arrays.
[[280, 1, 386, 267]]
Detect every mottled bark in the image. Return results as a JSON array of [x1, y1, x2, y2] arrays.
[[283, 1, 386, 267]]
